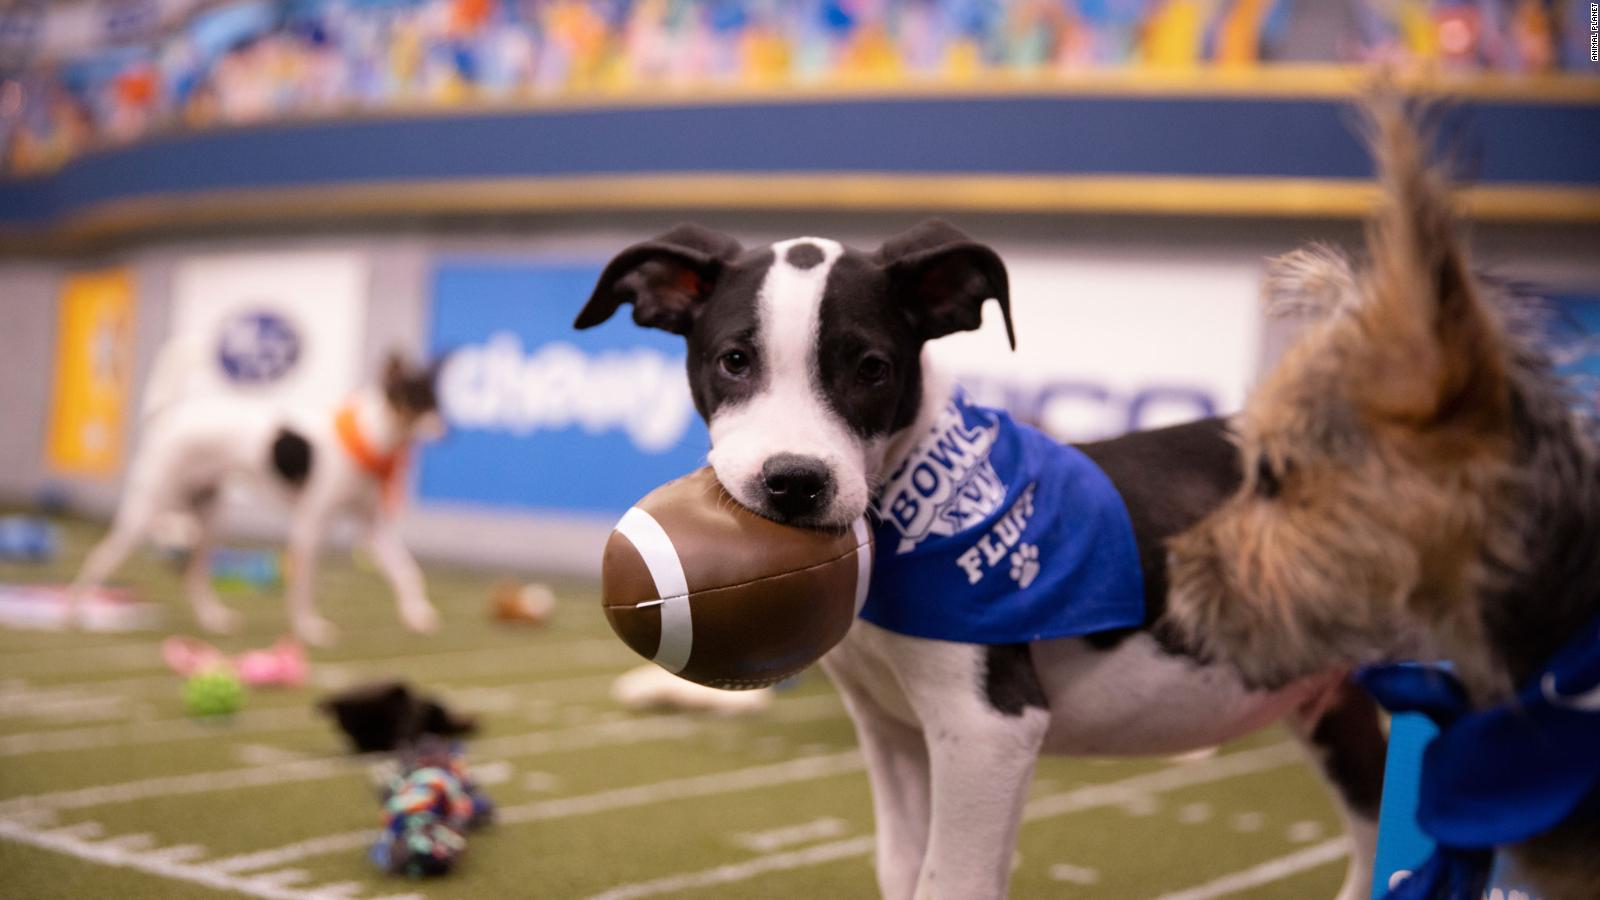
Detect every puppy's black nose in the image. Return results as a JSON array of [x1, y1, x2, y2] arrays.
[[761, 454, 834, 520]]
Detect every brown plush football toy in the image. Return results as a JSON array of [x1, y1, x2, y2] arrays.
[[601, 468, 873, 690]]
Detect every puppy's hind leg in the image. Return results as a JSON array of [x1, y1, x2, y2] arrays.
[[1289, 677, 1387, 900], [363, 515, 438, 634], [284, 499, 337, 647], [904, 642, 1048, 900], [183, 491, 240, 635], [365, 516, 438, 635], [69, 493, 160, 629]]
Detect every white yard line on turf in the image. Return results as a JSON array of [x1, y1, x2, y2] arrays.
[[0, 817, 417, 900], [23, 637, 624, 700], [0, 755, 359, 817], [500, 749, 863, 824], [2, 673, 180, 707], [317, 638, 629, 684], [0, 640, 165, 674], [0, 681, 148, 721], [587, 836, 880, 900], [244, 867, 310, 887], [1149, 837, 1351, 900], [732, 817, 850, 853], [2, 645, 646, 736], [1021, 742, 1303, 821], [0, 694, 845, 816], [206, 832, 381, 875], [578, 742, 1304, 900], [2, 638, 630, 718], [0, 706, 317, 756], [147, 843, 209, 863], [0, 677, 616, 758], [205, 750, 867, 874]]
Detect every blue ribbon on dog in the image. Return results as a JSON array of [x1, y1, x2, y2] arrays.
[[1357, 613, 1600, 899]]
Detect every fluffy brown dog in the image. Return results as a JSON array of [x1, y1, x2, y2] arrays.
[[1166, 101, 1600, 898]]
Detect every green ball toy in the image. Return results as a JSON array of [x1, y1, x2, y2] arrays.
[[183, 668, 245, 718]]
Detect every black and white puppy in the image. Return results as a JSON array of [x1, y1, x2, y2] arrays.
[[70, 348, 444, 646], [577, 222, 1387, 900]]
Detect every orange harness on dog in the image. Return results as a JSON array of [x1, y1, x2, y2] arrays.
[[334, 403, 407, 509]]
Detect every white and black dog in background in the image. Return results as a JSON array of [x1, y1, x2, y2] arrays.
[[577, 221, 1387, 900], [70, 345, 444, 646]]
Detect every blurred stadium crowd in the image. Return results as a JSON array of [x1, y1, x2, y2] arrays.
[[1, 0, 1595, 177]]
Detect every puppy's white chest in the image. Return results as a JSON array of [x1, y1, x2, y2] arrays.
[[823, 621, 990, 729]]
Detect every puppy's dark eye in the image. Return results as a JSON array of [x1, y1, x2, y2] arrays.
[[1255, 456, 1282, 499], [718, 350, 751, 378], [856, 356, 890, 385]]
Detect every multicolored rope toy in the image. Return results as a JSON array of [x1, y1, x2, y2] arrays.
[[369, 737, 494, 877]]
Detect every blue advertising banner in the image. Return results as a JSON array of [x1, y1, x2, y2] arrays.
[[418, 261, 709, 517]]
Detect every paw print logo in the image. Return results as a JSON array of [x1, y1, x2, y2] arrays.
[[1009, 543, 1040, 589]]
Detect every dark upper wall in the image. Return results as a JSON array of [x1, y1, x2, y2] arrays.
[[4, 88, 1598, 248]]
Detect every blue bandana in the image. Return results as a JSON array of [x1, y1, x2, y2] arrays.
[[1358, 613, 1600, 900], [858, 389, 1145, 644]]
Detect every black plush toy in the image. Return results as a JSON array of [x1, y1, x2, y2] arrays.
[[318, 681, 477, 753]]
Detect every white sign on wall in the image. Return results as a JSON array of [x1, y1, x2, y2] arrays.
[[167, 251, 367, 413], [928, 252, 1263, 442]]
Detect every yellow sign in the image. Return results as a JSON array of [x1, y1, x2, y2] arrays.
[[46, 269, 135, 476]]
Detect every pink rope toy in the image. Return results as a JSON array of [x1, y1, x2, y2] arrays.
[[162, 635, 308, 688]]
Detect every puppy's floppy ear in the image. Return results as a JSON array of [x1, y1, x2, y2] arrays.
[[575, 224, 743, 335], [876, 219, 1014, 349]]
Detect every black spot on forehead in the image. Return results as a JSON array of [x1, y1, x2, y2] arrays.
[[784, 242, 825, 270]]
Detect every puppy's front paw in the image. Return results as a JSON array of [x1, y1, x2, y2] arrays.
[[401, 602, 440, 635], [293, 615, 339, 648]]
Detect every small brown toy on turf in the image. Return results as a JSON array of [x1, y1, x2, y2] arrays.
[[601, 467, 872, 690], [491, 581, 556, 625]]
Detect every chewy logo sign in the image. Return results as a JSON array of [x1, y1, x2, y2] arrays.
[[439, 334, 694, 453], [417, 262, 709, 517]]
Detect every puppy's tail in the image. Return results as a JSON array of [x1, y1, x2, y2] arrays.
[[140, 337, 206, 422]]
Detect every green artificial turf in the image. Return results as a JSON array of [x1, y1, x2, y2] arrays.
[[0, 517, 1352, 899]]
